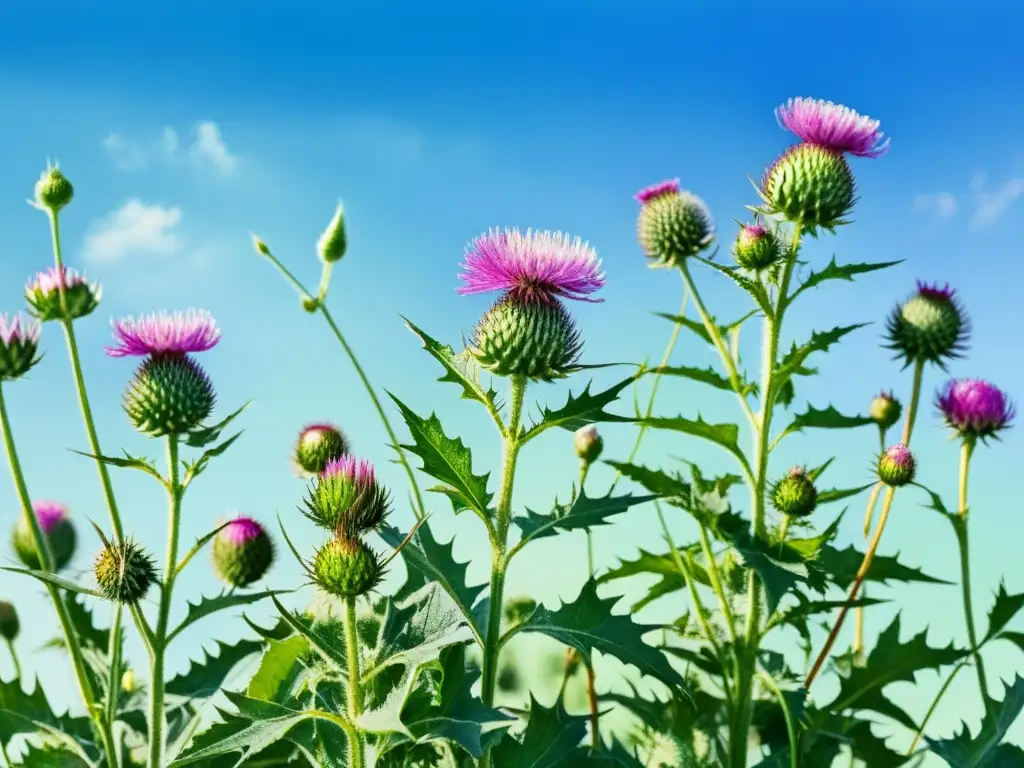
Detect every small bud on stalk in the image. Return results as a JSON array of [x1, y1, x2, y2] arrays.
[[0, 314, 42, 382], [317, 203, 348, 264], [0, 601, 19, 642], [95, 539, 158, 604], [303, 456, 391, 536], [877, 444, 916, 487], [573, 425, 604, 465], [12, 501, 77, 572], [885, 282, 969, 369], [212, 517, 274, 588], [770, 466, 818, 518], [869, 390, 902, 431], [732, 224, 782, 271], [294, 423, 351, 475], [33, 164, 74, 214], [25, 266, 101, 323], [635, 180, 715, 267], [312, 536, 385, 599]]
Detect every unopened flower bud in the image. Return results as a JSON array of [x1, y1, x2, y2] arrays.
[[573, 425, 603, 465], [121, 669, 137, 693], [732, 224, 783, 271], [251, 234, 271, 257], [33, 165, 74, 213], [26, 266, 102, 323], [635, 180, 715, 267], [0, 314, 42, 382], [95, 539, 158, 604], [317, 203, 347, 264], [0, 601, 19, 642], [770, 466, 818, 518], [301, 295, 320, 313], [869, 391, 902, 431], [885, 282, 969, 369], [12, 501, 77, 572], [212, 517, 274, 588], [294, 423, 351, 475], [122, 354, 216, 437], [877, 444, 916, 487], [311, 536, 384, 598], [304, 456, 391, 535]]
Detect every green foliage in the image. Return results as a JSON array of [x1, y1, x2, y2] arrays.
[[928, 675, 1024, 767]]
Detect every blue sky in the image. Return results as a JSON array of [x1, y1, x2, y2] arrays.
[[0, 1, 1022, 762]]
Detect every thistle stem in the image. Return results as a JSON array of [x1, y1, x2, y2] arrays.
[[106, 602, 123, 731], [480, 375, 527, 768], [907, 658, 969, 753], [5, 639, 20, 681], [149, 436, 183, 768], [0, 384, 118, 768], [343, 596, 366, 768], [955, 439, 990, 708], [585, 662, 600, 750], [581, 463, 594, 577]]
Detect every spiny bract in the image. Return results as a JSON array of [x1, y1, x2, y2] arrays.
[[123, 353, 216, 437], [94, 539, 158, 604]]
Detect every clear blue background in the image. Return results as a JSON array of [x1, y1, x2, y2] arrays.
[[0, 1, 1021, 764]]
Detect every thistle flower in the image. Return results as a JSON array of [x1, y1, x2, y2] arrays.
[[885, 282, 970, 369], [294, 423, 351, 475], [457, 228, 605, 304], [25, 266, 102, 322], [122, 354, 216, 437], [311, 536, 385, 598], [770, 466, 818, 518], [878, 444, 916, 487], [0, 314, 42, 382], [303, 456, 391, 535], [106, 310, 220, 358], [12, 501, 77, 572], [635, 180, 715, 266], [775, 98, 890, 158], [212, 516, 275, 588], [760, 144, 856, 230], [33, 164, 74, 213], [94, 539, 158, 604], [317, 202, 347, 263], [870, 390, 903, 431], [573, 425, 603, 465], [0, 601, 18, 642], [732, 223, 783, 271], [937, 379, 1015, 442]]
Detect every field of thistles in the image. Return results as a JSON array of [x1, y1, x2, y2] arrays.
[[0, 97, 1020, 768]]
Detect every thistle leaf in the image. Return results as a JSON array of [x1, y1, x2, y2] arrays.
[[247, 635, 310, 704], [491, 695, 589, 767], [984, 582, 1024, 643], [165, 638, 264, 699], [927, 675, 1024, 767], [69, 448, 164, 483], [511, 490, 656, 550], [788, 256, 902, 305], [167, 589, 291, 643], [182, 431, 244, 486], [816, 545, 949, 590], [634, 415, 744, 462], [185, 401, 250, 447], [598, 548, 692, 613], [778, 403, 874, 442], [521, 374, 638, 441], [694, 255, 773, 316], [775, 324, 868, 383], [651, 364, 756, 397], [0, 677, 96, 759]]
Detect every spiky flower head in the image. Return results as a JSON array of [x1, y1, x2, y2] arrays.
[[760, 143, 856, 229], [106, 310, 220, 358], [0, 314, 42, 382], [12, 501, 77, 572], [317, 202, 347, 264], [122, 354, 216, 437], [294, 423, 351, 475], [770, 466, 818, 518], [937, 379, 1015, 442], [775, 98, 890, 158], [732, 223, 783, 271], [25, 266, 102, 323], [304, 456, 391, 536], [503, 596, 538, 626], [870, 390, 903, 431], [94, 539, 157, 604], [635, 180, 715, 266], [470, 292, 582, 381], [458, 228, 604, 304], [311, 536, 385, 598], [878, 444, 916, 487], [212, 516, 275, 588], [885, 282, 969, 369], [573, 425, 604, 464], [33, 164, 74, 213], [0, 601, 18, 642]]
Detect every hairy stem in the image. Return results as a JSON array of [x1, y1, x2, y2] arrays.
[[344, 596, 366, 768], [956, 439, 990, 708], [106, 602, 123, 734], [480, 375, 527, 768], [149, 436, 183, 768], [581, 463, 594, 577], [0, 385, 118, 768], [5, 639, 20, 681]]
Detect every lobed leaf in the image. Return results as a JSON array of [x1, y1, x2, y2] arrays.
[[694, 255, 773, 316], [510, 490, 656, 552], [984, 582, 1024, 643], [817, 544, 949, 590], [521, 374, 638, 441], [777, 403, 875, 443], [787, 256, 902, 305], [775, 324, 868, 384], [167, 589, 291, 643], [491, 696, 589, 767], [0, 678, 95, 759], [185, 402, 249, 447], [70, 448, 165, 484], [165, 638, 264, 699], [635, 415, 745, 463], [651, 364, 756, 397], [927, 675, 1024, 767], [182, 431, 244, 487]]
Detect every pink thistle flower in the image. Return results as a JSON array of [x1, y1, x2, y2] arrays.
[[937, 379, 1015, 440], [219, 516, 266, 545], [32, 500, 69, 533], [776, 97, 890, 158], [634, 179, 681, 205], [457, 228, 605, 304], [106, 310, 221, 358], [0, 314, 40, 347], [322, 455, 376, 485], [26, 266, 102, 322]]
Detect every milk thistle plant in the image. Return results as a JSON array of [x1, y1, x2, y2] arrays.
[[0, 97, 1021, 768]]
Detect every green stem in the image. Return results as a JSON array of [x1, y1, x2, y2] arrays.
[[581, 463, 594, 577], [480, 375, 527, 768], [318, 306, 426, 521], [149, 436, 183, 768], [5, 639, 20, 681], [907, 658, 970, 753], [698, 525, 738, 647], [106, 602, 123, 732], [956, 439, 990, 708], [343, 596, 365, 768], [759, 670, 798, 768], [0, 385, 118, 768]]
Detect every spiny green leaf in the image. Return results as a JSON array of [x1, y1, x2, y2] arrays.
[[928, 675, 1024, 767], [844, 719, 917, 768], [636, 415, 743, 460], [694, 255, 773, 316], [817, 545, 949, 590], [247, 635, 310, 703], [605, 462, 693, 505], [0, 677, 95, 758], [185, 401, 249, 447], [817, 483, 874, 506], [651, 364, 756, 397], [0, 567, 104, 599], [9, 744, 90, 767], [182, 431, 244, 487], [775, 324, 869, 383], [913, 482, 958, 522], [985, 583, 1024, 643], [402, 317, 501, 414], [165, 638, 263, 699], [167, 589, 291, 643], [788, 256, 902, 304], [61, 594, 110, 650], [270, 595, 349, 672], [1000, 631, 1024, 655], [654, 312, 713, 345], [521, 374, 638, 441], [778, 403, 874, 441], [769, 596, 887, 631], [388, 393, 493, 518], [491, 696, 589, 767], [598, 548, 692, 613], [512, 579, 685, 688], [69, 448, 164, 483], [510, 490, 656, 550]]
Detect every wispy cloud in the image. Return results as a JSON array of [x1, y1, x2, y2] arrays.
[[82, 200, 183, 263], [102, 121, 238, 175], [913, 192, 958, 220], [913, 166, 1024, 230]]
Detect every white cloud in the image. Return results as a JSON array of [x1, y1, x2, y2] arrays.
[[913, 192, 958, 220], [83, 200, 183, 263], [970, 176, 1024, 229], [102, 122, 237, 174], [913, 166, 1024, 230]]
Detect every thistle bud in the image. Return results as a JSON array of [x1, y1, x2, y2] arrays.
[[95, 539, 158, 604], [503, 596, 538, 626], [251, 234, 271, 257], [212, 517, 275, 588], [294, 423, 351, 475], [0, 314, 42, 382], [885, 282, 969, 369], [877, 444, 916, 487], [732, 224, 782, 271], [12, 501, 77, 572], [304, 456, 391, 535], [573, 425, 603, 465], [121, 669, 138, 693], [312, 536, 384, 598], [122, 354, 216, 437], [0, 601, 19, 642], [301, 295, 320, 313], [869, 391, 902, 431], [635, 180, 715, 267], [770, 466, 818, 518], [26, 266, 102, 323], [33, 165, 74, 213], [317, 203, 347, 264], [760, 143, 856, 230]]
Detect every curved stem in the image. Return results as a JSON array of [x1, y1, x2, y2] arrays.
[[855, 483, 883, 656], [759, 670, 798, 768], [0, 385, 118, 768], [956, 439, 990, 708], [5, 639, 20, 681], [480, 376, 527, 768], [149, 436, 182, 768], [343, 596, 366, 768], [699, 525, 738, 647], [907, 658, 970, 753], [318, 306, 426, 521]]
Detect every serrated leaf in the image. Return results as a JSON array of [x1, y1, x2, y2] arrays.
[[491, 695, 589, 767], [388, 393, 493, 518], [167, 589, 290, 643], [9, 743, 90, 767], [694, 255, 773, 316], [775, 324, 868, 383], [247, 635, 310, 703], [70, 448, 165, 483], [985, 583, 1024, 643], [182, 431, 244, 487], [0, 567, 104, 598], [817, 545, 949, 590], [511, 490, 656, 550], [598, 549, 689, 613], [788, 256, 902, 304], [778, 403, 874, 441], [636, 415, 743, 460], [185, 402, 249, 447], [769, 596, 887, 631], [0, 677, 95, 759], [845, 719, 917, 768], [165, 638, 264, 698], [928, 675, 1024, 767], [270, 595, 350, 672], [512, 580, 685, 689], [61, 594, 110, 650], [651, 364, 755, 397], [403, 317, 500, 414], [521, 374, 638, 440], [817, 483, 874, 506], [654, 312, 713, 345]]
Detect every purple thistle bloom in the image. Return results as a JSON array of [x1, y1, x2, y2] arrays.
[[0, 314, 40, 346], [32, 500, 69, 533], [219, 516, 266, 545], [776, 97, 890, 158], [322, 455, 376, 485], [916, 281, 955, 301], [27, 265, 90, 295], [740, 224, 769, 239], [106, 309, 220, 357], [457, 228, 605, 304], [884, 444, 914, 468], [634, 179, 681, 205], [937, 379, 1015, 440]]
